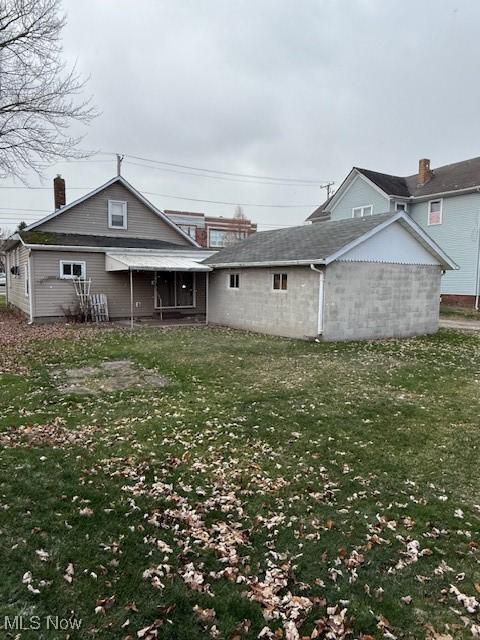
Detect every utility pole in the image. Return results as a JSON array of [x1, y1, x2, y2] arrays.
[[325, 182, 335, 199], [116, 154, 124, 176]]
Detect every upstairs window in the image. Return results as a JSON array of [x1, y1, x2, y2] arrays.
[[273, 273, 288, 291], [108, 200, 127, 229], [179, 224, 197, 239], [60, 261, 86, 279], [395, 202, 408, 212], [352, 205, 373, 218], [229, 273, 240, 289], [428, 199, 442, 225]]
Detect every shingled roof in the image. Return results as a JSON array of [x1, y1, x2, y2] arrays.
[[307, 155, 480, 221], [19, 231, 198, 251], [205, 212, 457, 270], [206, 213, 395, 266], [359, 156, 480, 197]]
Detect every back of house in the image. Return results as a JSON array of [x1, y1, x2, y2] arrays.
[[3, 175, 213, 323], [307, 156, 480, 307]]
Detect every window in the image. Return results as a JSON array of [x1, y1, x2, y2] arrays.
[[229, 273, 240, 289], [25, 262, 29, 297], [208, 229, 245, 248], [395, 202, 408, 212], [60, 261, 86, 279], [179, 224, 197, 239], [108, 200, 127, 229], [352, 205, 373, 218], [155, 272, 195, 308], [273, 273, 288, 291], [428, 199, 442, 225]]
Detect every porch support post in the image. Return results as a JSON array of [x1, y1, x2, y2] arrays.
[[130, 269, 134, 330], [205, 271, 209, 325]]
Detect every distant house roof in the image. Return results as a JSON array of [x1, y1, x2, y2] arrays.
[[306, 196, 334, 222], [307, 155, 480, 221], [355, 168, 411, 197], [205, 212, 456, 269], [18, 231, 195, 251]]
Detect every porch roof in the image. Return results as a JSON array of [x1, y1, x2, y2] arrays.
[[105, 252, 212, 272]]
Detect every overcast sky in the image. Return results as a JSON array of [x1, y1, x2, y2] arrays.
[[2, 0, 480, 233]]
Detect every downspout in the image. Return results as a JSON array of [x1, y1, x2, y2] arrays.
[[205, 271, 209, 325], [4, 250, 9, 308], [475, 212, 480, 311], [310, 264, 325, 335], [27, 249, 33, 324]]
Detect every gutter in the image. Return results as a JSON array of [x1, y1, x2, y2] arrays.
[[310, 264, 325, 335], [207, 258, 327, 269], [21, 243, 216, 258], [388, 184, 480, 202]]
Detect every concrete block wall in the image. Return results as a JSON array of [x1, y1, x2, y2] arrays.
[[208, 266, 319, 338], [323, 261, 442, 341]]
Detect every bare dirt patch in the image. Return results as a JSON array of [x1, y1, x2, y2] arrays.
[[53, 359, 169, 394]]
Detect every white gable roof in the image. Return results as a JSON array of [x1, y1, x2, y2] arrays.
[[24, 176, 200, 247]]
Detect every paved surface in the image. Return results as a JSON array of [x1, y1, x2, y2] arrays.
[[439, 318, 480, 331]]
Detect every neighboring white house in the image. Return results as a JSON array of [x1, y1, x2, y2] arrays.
[[205, 212, 457, 341], [307, 156, 480, 308]]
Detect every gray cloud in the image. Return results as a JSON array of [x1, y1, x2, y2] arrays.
[[2, 0, 480, 233]]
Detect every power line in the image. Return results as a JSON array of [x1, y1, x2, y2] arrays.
[[141, 190, 318, 208], [124, 159, 323, 188], [98, 151, 331, 186], [0, 190, 320, 210]]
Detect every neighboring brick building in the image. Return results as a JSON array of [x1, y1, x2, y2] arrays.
[[165, 210, 257, 249]]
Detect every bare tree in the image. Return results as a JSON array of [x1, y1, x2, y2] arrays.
[[0, 0, 97, 181], [232, 205, 248, 240]]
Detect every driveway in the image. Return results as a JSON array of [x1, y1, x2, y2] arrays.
[[439, 317, 480, 331]]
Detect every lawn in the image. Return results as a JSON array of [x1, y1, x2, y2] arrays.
[[0, 310, 479, 640], [440, 305, 480, 320]]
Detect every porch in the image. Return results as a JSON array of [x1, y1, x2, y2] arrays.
[[105, 252, 211, 328]]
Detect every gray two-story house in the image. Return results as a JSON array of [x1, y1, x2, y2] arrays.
[[307, 157, 480, 307], [3, 175, 213, 324]]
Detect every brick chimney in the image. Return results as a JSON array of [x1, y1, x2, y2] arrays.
[[54, 174, 66, 209], [417, 158, 431, 185]]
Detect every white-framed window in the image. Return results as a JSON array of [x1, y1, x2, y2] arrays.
[[395, 201, 408, 212], [179, 224, 197, 239], [59, 261, 86, 280], [352, 205, 373, 218], [273, 273, 288, 291], [228, 273, 240, 289], [428, 199, 442, 225], [208, 229, 245, 248], [108, 200, 128, 229]]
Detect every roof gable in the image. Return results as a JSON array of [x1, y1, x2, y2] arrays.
[[25, 176, 199, 247], [307, 169, 391, 221]]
